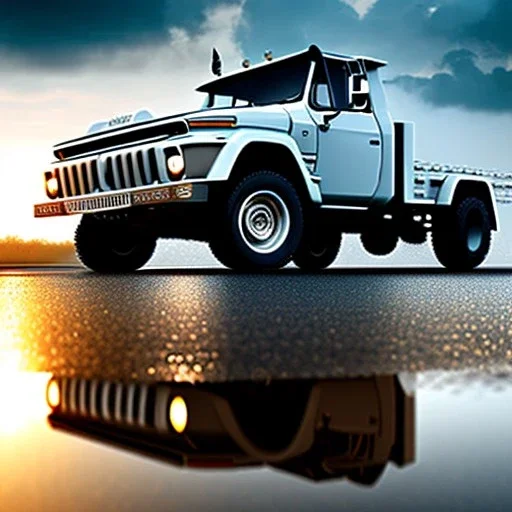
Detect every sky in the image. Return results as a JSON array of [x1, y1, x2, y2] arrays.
[[0, 0, 511, 243]]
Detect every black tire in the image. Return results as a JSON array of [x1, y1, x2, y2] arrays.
[[215, 171, 303, 270], [431, 196, 491, 271], [75, 215, 157, 273], [293, 227, 342, 270], [400, 224, 427, 245], [209, 235, 239, 269], [360, 228, 399, 257]]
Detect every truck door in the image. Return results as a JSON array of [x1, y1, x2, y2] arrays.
[[308, 58, 382, 204]]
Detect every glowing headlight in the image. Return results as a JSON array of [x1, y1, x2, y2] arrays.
[[46, 177, 59, 198], [46, 379, 61, 409], [167, 155, 185, 178], [169, 396, 188, 433]]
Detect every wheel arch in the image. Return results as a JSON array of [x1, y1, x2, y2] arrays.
[[207, 130, 322, 206], [230, 142, 313, 203], [436, 177, 499, 231]]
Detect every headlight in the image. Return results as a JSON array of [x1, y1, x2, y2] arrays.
[[45, 172, 60, 199], [169, 396, 188, 433], [167, 155, 185, 179], [46, 379, 61, 409]]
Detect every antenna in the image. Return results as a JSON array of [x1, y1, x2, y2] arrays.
[[211, 48, 222, 77]]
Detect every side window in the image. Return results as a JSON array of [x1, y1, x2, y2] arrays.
[[310, 59, 351, 110], [310, 64, 331, 109], [325, 59, 350, 110]]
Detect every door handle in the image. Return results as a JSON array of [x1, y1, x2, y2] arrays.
[[369, 139, 380, 146]]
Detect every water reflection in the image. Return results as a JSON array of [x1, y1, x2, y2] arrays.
[[1, 270, 512, 382], [47, 375, 415, 485]]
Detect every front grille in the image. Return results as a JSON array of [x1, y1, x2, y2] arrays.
[[57, 378, 155, 428], [54, 159, 100, 198], [52, 146, 167, 198], [103, 147, 162, 191]]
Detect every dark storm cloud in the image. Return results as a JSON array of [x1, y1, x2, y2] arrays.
[[0, 0, 491, 70], [238, 0, 503, 74], [430, 0, 512, 56], [391, 49, 512, 111], [0, 0, 236, 66]]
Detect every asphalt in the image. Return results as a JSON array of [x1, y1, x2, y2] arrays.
[[2, 266, 512, 382]]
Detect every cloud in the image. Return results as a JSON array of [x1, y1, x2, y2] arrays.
[[390, 49, 512, 112], [0, 0, 241, 68], [0, 3, 244, 140], [1, 0, 509, 79], [429, 0, 512, 57]]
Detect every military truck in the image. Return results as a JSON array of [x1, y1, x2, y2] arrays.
[[34, 45, 498, 271]]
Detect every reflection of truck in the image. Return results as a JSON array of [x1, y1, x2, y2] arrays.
[[47, 375, 414, 485], [34, 45, 498, 272]]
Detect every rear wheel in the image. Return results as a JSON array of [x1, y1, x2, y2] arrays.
[[431, 196, 491, 270], [293, 227, 342, 270], [75, 215, 156, 273], [211, 171, 303, 270], [360, 227, 399, 257]]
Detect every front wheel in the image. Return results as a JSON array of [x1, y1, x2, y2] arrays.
[[293, 227, 342, 270], [431, 197, 491, 271], [213, 171, 303, 270], [75, 215, 157, 273]]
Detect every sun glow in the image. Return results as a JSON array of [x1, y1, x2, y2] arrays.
[[0, 350, 50, 436]]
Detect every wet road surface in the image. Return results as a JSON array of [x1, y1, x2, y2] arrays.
[[1, 267, 512, 382]]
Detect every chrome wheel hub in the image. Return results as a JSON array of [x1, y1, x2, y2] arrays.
[[466, 210, 483, 252], [238, 190, 290, 254]]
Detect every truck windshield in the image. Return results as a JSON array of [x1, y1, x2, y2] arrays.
[[198, 55, 311, 107], [201, 95, 250, 109]]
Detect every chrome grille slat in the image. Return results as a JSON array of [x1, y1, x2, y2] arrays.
[[75, 164, 86, 195], [97, 159, 111, 191], [90, 380, 100, 419], [111, 156, 122, 189], [78, 379, 88, 415], [122, 154, 135, 188], [114, 382, 124, 423], [66, 166, 77, 196], [129, 153, 144, 187], [126, 384, 136, 425], [61, 378, 69, 412], [101, 382, 112, 421], [142, 150, 154, 184], [138, 384, 149, 427], [85, 161, 94, 193], [61, 168, 71, 197], [68, 378, 78, 413]]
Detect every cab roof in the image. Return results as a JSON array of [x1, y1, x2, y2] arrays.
[[196, 45, 387, 93]]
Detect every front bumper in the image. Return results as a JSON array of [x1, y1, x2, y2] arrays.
[[34, 181, 209, 218]]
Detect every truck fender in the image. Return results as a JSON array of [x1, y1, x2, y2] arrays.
[[436, 176, 499, 231], [206, 128, 322, 204]]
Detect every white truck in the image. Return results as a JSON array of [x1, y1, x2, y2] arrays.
[[34, 45, 500, 272]]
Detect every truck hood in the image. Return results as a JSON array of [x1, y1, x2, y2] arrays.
[[53, 105, 291, 161]]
